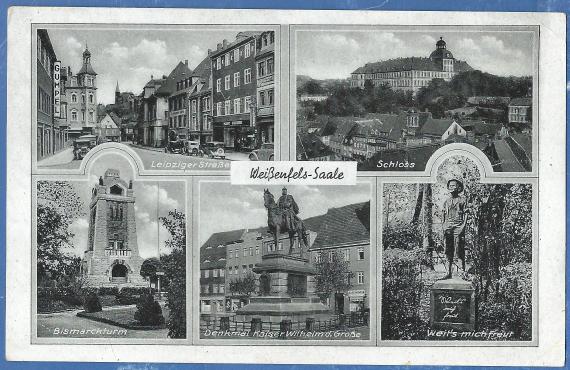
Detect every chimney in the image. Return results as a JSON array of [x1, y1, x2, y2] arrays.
[[223, 39, 229, 48], [67, 66, 72, 76], [184, 59, 188, 66], [151, 74, 153, 80], [208, 48, 212, 55], [217, 43, 222, 50]]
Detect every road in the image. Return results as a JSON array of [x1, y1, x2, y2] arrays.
[[36, 143, 252, 171], [37, 307, 169, 339]]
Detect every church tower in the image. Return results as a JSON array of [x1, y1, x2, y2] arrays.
[[82, 169, 145, 287], [115, 81, 120, 106]]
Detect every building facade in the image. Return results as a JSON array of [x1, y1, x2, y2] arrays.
[[350, 37, 472, 93], [188, 54, 214, 144], [65, 47, 98, 140], [140, 76, 167, 147], [255, 30, 275, 146], [94, 112, 122, 143], [81, 169, 145, 287], [508, 97, 532, 127], [36, 29, 67, 160], [211, 32, 260, 149]]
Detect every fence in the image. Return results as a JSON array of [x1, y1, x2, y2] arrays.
[[200, 311, 369, 334]]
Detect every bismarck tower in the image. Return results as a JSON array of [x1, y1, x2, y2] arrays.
[[81, 169, 145, 287]]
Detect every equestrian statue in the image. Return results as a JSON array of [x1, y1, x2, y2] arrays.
[[263, 187, 309, 258]]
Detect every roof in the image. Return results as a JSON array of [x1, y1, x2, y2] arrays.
[[420, 118, 455, 136], [191, 55, 211, 78], [77, 49, 97, 75], [201, 229, 245, 269], [352, 57, 472, 74], [108, 112, 122, 125], [296, 133, 334, 160], [155, 61, 192, 96], [209, 31, 262, 58], [310, 202, 370, 250], [144, 77, 166, 89], [509, 132, 532, 160], [494, 139, 527, 172], [509, 97, 532, 106]]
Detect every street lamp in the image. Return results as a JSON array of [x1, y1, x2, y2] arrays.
[[156, 269, 165, 300]]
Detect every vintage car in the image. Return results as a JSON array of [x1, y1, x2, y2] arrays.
[[185, 140, 201, 156], [249, 142, 275, 161], [72, 135, 97, 160], [164, 130, 185, 154], [202, 141, 226, 159]]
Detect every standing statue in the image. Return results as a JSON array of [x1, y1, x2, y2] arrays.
[[263, 188, 309, 258], [441, 178, 468, 279]]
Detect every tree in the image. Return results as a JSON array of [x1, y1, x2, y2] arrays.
[[36, 181, 85, 283], [228, 272, 258, 297], [160, 210, 186, 339], [140, 257, 161, 281], [314, 250, 354, 303]]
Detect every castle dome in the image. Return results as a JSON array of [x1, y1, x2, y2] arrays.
[[429, 37, 454, 60]]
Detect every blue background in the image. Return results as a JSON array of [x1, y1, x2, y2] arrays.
[[0, 0, 567, 369]]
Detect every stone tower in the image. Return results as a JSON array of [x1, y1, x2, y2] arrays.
[[82, 169, 145, 287]]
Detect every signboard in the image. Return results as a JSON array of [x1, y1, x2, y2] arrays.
[[53, 61, 61, 118], [223, 121, 244, 127], [169, 109, 186, 118], [430, 280, 476, 331]]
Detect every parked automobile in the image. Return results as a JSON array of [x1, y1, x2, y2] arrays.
[[202, 141, 226, 159], [72, 135, 97, 160], [165, 130, 185, 154], [185, 140, 202, 156], [249, 142, 274, 161]]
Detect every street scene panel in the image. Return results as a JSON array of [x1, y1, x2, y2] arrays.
[[36, 26, 276, 171], [381, 155, 533, 341], [35, 153, 187, 340], [295, 28, 535, 172], [199, 183, 372, 341]]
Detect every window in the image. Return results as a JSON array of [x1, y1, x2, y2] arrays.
[[216, 57, 221, 70], [244, 44, 251, 58], [88, 94, 94, 103], [244, 68, 252, 84], [228, 267, 232, 275], [233, 48, 240, 62], [202, 97, 210, 111], [71, 93, 77, 103], [89, 111, 94, 122], [243, 248, 247, 257], [81, 94, 85, 103], [191, 100, 197, 113], [235, 249, 238, 258], [81, 111, 85, 121], [204, 270, 209, 278], [343, 249, 350, 261], [328, 251, 333, 262], [249, 247, 253, 256], [216, 78, 221, 92], [233, 98, 241, 114], [357, 271, 364, 285], [267, 58, 274, 74], [258, 61, 266, 77], [213, 269, 219, 278], [242, 264, 247, 272], [244, 96, 251, 113], [224, 100, 230, 115], [213, 284, 218, 294], [219, 284, 225, 294], [234, 72, 240, 87], [259, 91, 265, 106], [255, 246, 259, 255], [357, 247, 365, 260], [315, 253, 321, 263], [224, 75, 230, 90], [220, 269, 225, 277], [71, 109, 77, 121], [216, 102, 222, 116]]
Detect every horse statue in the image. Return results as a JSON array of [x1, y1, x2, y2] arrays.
[[263, 189, 309, 258]]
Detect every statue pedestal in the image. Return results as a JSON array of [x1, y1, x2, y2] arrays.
[[236, 253, 331, 323], [430, 278, 476, 331]]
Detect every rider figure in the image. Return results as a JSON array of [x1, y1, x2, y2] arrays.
[[278, 187, 300, 232]]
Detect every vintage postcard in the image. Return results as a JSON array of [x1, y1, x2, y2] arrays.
[[5, 7, 566, 367]]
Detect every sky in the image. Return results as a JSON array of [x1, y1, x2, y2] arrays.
[[199, 183, 371, 246], [46, 26, 265, 104], [67, 153, 186, 259], [296, 29, 535, 79]]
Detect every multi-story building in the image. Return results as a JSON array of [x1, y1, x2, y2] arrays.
[[65, 46, 98, 140], [94, 112, 122, 142], [350, 37, 472, 93], [36, 29, 67, 160], [508, 97, 532, 128], [140, 75, 167, 146], [309, 202, 371, 313], [210, 32, 260, 149], [254, 30, 275, 146], [188, 54, 213, 143]]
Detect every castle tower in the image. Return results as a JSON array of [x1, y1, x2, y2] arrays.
[[82, 169, 145, 287], [429, 37, 455, 73]]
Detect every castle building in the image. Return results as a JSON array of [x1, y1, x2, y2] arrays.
[[65, 46, 98, 140], [350, 37, 472, 93], [81, 169, 145, 287]]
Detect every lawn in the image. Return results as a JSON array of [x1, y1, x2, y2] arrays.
[[78, 304, 170, 330]]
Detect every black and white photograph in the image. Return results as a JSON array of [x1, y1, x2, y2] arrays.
[[35, 25, 277, 171], [198, 183, 373, 341], [35, 153, 187, 340], [381, 155, 534, 341], [294, 27, 536, 172]]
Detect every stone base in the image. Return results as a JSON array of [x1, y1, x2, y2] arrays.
[[235, 295, 331, 323], [84, 274, 148, 288], [430, 278, 476, 331]]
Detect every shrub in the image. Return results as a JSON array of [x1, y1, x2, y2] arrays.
[[115, 287, 154, 305], [134, 294, 164, 326], [83, 291, 102, 313], [98, 287, 119, 296], [381, 248, 428, 340]]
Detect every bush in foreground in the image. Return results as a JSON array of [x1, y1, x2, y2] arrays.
[[134, 293, 164, 326], [83, 291, 102, 313]]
